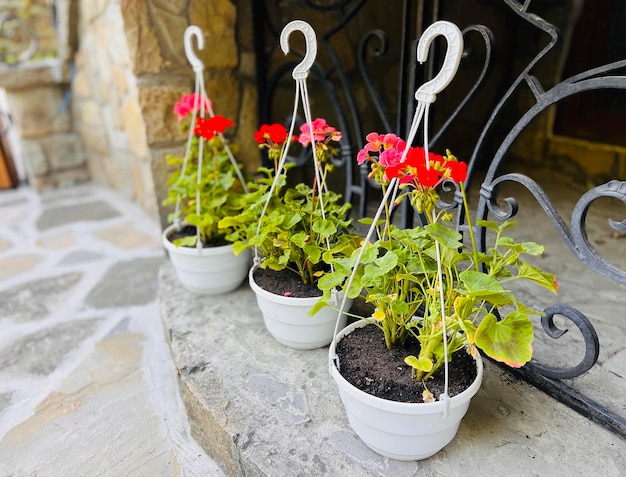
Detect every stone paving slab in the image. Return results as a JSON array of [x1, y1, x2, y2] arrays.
[[159, 262, 626, 477], [0, 184, 224, 476]]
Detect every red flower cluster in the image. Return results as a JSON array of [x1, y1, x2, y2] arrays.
[[253, 118, 342, 164], [254, 123, 288, 146], [254, 123, 289, 163], [386, 147, 467, 187], [194, 115, 234, 141], [357, 132, 467, 189]]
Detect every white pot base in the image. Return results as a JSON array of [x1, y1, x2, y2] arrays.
[[329, 319, 483, 461], [162, 224, 250, 295], [249, 267, 352, 350]]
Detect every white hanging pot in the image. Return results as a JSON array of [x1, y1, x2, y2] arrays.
[[249, 266, 352, 350], [162, 224, 250, 295], [329, 319, 483, 461]]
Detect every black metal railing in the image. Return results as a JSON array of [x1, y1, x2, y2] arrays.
[[254, 0, 626, 437]]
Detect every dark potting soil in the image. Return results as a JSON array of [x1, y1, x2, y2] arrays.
[[253, 267, 322, 298], [167, 225, 229, 248], [335, 324, 478, 403]]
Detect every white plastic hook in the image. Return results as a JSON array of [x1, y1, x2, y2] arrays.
[[184, 25, 205, 73], [415, 21, 463, 104], [280, 20, 317, 79]]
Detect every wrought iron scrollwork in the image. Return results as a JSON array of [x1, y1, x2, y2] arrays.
[[526, 305, 600, 380], [475, 173, 608, 381], [256, 0, 626, 436], [467, 0, 626, 387], [0, 12, 38, 65], [358, 29, 393, 133], [571, 180, 626, 284]]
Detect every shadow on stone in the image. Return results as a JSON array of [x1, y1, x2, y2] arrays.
[[0, 272, 83, 323], [0, 318, 102, 376], [84, 257, 163, 308], [36, 201, 121, 231]]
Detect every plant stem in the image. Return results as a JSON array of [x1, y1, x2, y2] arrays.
[[460, 182, 480, 272]]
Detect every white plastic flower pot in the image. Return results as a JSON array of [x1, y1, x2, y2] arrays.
[[329, 319, 483, 461], [249, 267, 352, 350], [162, 224, 250, 295]]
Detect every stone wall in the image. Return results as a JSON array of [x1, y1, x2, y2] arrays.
[[72, 0, 259, 224], [1, 0, 258, 223], [0, 0, 89, 190], [72, 0, 155, 216]]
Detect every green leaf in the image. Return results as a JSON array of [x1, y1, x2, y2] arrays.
[[359, 243, 380, 264], [390, 300, 409, 316], [318, 271, 345, 291], [218, 216, 237, 228], [374, 251, 399, 275], [309, 296, 329, 316], [520, 241, 544, 256], [424, 244, 464, 268], [304, 244, 322, 264], [424, 222, 463, 249], [497, 238, 544, 257], [459, 270, 500, 292], [404, 355, 433, 372], [358, 217, 386, 226], [290, 232, 309, 249], [312, 219, 337, 238], [361, 251, 398, 284], [454, 296, 474, 320], [476, 219, 518, 233], [232, 240, 249, 256], [173, 235, 197, 247], [459, 270, 513, 305], [517, 261, 558, 293], [282, 213, 302, 229], [475, 311, 533, 367]]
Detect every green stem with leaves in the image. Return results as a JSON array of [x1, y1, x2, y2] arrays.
[[460, 182, 480, 272]]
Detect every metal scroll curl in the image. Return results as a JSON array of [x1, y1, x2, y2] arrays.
[[479, 173, 565, 234], [478, 174, 626, 285], [526, 304, 600, 380], [571, 180, 626, 285], [474, 173, 614, 379], [0, 12, 38, 65]]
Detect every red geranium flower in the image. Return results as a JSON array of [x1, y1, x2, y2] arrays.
[[417, 164, 440, 187], [445, 160, 467, 183], [194, 115, 234, 141], [254, 123, 288, 145]]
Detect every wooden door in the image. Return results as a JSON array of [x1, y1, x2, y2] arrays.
[[0, 114, 18, 189]]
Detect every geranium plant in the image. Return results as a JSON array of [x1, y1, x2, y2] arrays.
[[163, 93, 247, 247], [220, 118, 357, 288], [317, 132, 559, 381]]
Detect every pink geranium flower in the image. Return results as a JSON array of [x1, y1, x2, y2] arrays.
[[173, 93, 212, 121], [379, 147, 403, 168], [298, 118, 341, 146]]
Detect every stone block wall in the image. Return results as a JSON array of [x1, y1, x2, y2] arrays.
[[73, 0, 260, 225], [0, 0, 89, 190], [72, 0, 155, 216], [1, 0, 259, 224]]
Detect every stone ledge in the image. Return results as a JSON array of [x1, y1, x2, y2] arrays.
[[158, 262, 626, 477], [0, 59, 70, 90]]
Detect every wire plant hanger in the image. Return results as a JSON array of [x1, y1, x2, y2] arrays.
[[175, 25, 249, 250], [253, 20, 337, 291], [330, 21, 465, 416]]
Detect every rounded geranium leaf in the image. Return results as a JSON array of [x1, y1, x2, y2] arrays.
[[475, 311, 533, 367]]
